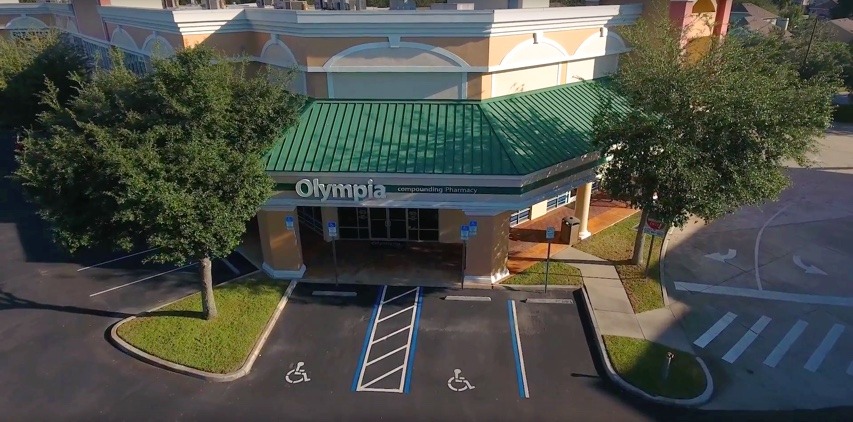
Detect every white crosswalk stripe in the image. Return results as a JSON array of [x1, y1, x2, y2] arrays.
[[692, 312, 850, 375], [722, 316, 771, 363]]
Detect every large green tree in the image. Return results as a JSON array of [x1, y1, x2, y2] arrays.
[[593, 17, 837, 265], [0, 30, 89, 130], [14, 47, 302, 319]]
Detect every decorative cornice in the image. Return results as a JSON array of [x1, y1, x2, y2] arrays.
[[93, 4, 642, 37]]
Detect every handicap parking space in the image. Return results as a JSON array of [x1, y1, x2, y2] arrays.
[[406, 289, 521, 403], [248, 283, 621, 420], [246, 282, 382, 396]]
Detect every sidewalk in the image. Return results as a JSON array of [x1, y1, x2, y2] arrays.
[[551, 247, 694, 353], [507, 195, 637, 274]]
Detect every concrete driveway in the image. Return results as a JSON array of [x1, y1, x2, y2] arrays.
[[664, 124, 853, 410]]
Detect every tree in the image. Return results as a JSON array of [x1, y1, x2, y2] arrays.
[[593, 17, 837, 265], [0, 30, 89, 130], [14, 47, 303, 319]]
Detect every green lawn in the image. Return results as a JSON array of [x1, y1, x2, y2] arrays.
[[504, 260, 583, 285], [603, 335, 707, 399], [116, 278, 287, 374], [574, 213, 665, 313]]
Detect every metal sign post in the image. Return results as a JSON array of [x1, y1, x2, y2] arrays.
[[545, 226, 555, 293], [460, 225, 470, 289], [327, 221, 339, 286]]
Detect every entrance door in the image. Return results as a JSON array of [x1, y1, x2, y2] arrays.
[[388, 208, 407, 239], [369, 208, 389, 239]]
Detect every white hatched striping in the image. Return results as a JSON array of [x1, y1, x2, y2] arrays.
[[355, 286, 421, 393]]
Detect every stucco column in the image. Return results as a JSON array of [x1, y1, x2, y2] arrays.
[[462, 210, 512, 286], [576, 182, 593, 240], [713, 0, 733, 36], [258, 207, 306, 279], [670, 0, 697, 47]]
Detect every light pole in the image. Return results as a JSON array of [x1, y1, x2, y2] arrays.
[[460, 225, 470, 289], [544, 226, 555, 294], [327, 221, 339, 286]]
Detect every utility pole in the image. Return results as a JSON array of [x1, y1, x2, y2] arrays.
[[802, 13, 820, 69]]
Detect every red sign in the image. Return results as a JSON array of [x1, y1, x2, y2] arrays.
[[643, 217, 667, 237]]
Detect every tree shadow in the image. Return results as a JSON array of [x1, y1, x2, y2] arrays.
[[0, 290, 132, 319]]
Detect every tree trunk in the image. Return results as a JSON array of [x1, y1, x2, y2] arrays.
[[199, 256, 218, 320], [632, 208, 650, 266]]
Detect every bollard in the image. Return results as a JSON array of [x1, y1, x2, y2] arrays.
[[662, 351, 675, 381]]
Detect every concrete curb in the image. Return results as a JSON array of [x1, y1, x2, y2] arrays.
[[108, 273, 297, 382], [580, 284, 714, 407], [496, 283, 580, 291]]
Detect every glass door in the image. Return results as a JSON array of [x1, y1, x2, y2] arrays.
[[388, 208, 408, 239], [368, 208, 389, 239]]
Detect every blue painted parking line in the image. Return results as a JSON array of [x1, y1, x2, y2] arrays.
[[507, 300, 530, 399], [352, 286, 385, 391], [403, 292, 424, 394]]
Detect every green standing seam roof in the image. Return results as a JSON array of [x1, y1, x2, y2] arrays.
[[264, 79, 629, 176]]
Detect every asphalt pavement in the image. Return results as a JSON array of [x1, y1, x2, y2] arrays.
[[3, 132, 852, 420]]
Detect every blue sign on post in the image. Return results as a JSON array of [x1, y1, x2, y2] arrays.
[[468, 220, 478, 237], [460, 225, 470, 241], [327, 221, 338, 238], [285, 216, 294, 231]]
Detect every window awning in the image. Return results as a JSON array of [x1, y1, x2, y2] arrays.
[[264, 79, 628, 176]]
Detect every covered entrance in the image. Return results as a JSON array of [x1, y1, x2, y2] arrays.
[[299, 226, 462, 286], [337, 207, 439, 241], [253, 80, 623, 287]]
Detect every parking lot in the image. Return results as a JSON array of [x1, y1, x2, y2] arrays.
[[244, 282, 639, 421]]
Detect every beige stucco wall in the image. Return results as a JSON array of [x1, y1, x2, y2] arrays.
[[547, 28, 601, 56], [306, 72, 329, 98], [258, 209, 304, 271], [438, 209, 467, 243], [71, 0, 108, 41], [183, 32, 259, 56], [463, 212, 511, 281], [402, 36, 490, 68], [282, 35, 386, 68]]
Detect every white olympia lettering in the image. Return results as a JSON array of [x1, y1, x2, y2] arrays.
[[295, 178, 386, 202]]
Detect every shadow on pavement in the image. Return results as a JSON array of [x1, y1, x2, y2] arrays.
[[0, 290, 133, 319]]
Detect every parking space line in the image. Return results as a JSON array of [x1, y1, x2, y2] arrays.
[[403, 292, 423, 394], [694, 312, 738, 348], [383, 288, 418, 305], [804, 324, 845, 372], [722, 316, 772, 363], [763, 320, 808, 368], [507, 300, 529, 399], [89, 263, 196, 297], [77, 248, 158, 272], [352, 286, 422, 394], [352, 286, 385, 391], [377, 305, 416, 323]]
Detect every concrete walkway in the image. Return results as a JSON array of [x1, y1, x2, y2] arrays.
[[552, 247, 694, 353]]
